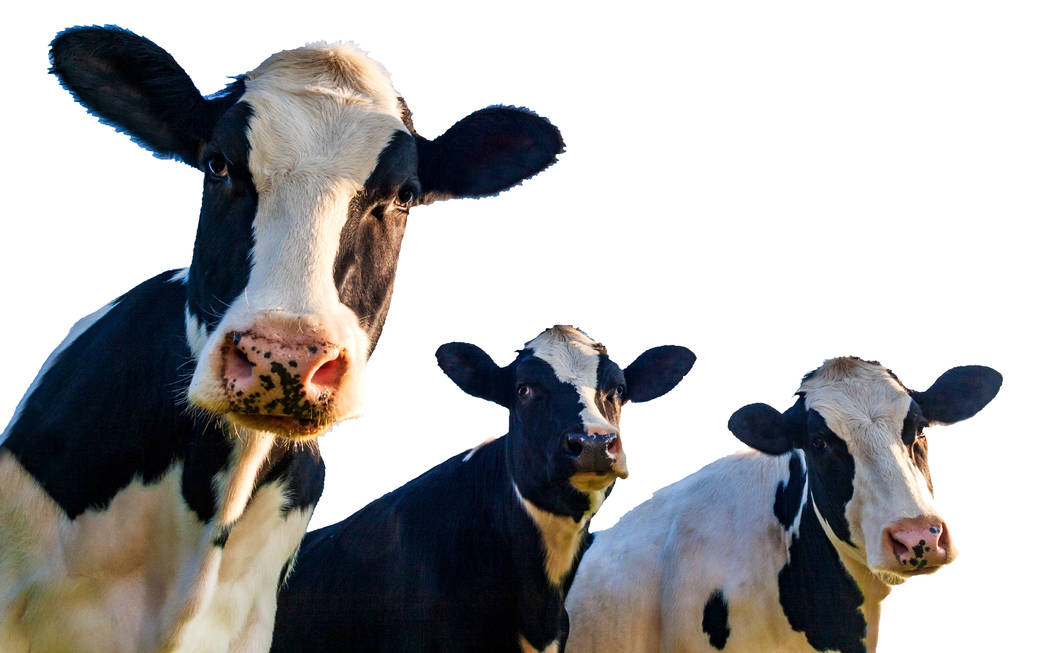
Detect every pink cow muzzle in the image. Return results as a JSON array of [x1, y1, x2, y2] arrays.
[[215, 319, 361, 437], [882, 516, 955, 574]]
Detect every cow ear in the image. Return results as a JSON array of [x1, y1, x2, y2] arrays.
[[728, 403, 794, 455], [622, 346, 696, 403], [50, 26, 226, 166], [436, 342, 510, 407], [911, 365, 1002, 425], [415, 106, 563, 203]]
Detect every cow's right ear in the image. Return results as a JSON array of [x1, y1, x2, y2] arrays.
[[436, 342, 510, 407], [50, 26, 229, 166], [728, 403, 794, 455]]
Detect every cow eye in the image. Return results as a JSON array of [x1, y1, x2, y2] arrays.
[[393, 184, 418, 209], [517, 384, 532, 400], [810, 436, 828, 451], [205, 156, 229, 181]]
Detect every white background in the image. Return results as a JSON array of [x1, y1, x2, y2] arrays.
[[1, 1, 1045, 649]]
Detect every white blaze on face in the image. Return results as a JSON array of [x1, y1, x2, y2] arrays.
[[524, 325, 616, 435], [799, 358, 940, 571], [187, 43, 408, 422]]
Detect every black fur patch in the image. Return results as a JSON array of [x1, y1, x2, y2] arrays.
[[1, 272, 325, 527], [702, 589, 731, 650], [774, 451, 805, 529], [802, 410, 856, 546], [902, 401, 934, 494], [186, 100, 256, 330], [332, 131, 416, 349], [778, 500, 867, 653]]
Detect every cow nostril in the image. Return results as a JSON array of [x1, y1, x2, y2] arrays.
[[888, 533, 909, 560], [225, 347, 253, 382], [310, 356, 346, 388], [565, 437, 584, 457]]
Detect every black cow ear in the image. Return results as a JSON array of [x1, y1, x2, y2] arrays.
[[415, 106, 563, 203], [436, 342, 509, 407], [728, 403, 794, 455], [911, 365, 1003, 425], [50, 26, 227, 166], [622, 346, 696, 403]]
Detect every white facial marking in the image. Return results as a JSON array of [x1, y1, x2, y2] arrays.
[[524, 326, 616, 434], [799, 358, 941, 569], [1, 300, 116, 447], [187, 43, 407, 425]]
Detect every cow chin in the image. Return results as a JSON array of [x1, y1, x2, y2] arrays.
[[870, 564, 942, 586], [569, 471, 618, 493], [225, 413, 338, 439]]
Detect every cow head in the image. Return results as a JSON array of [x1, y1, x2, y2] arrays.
[[729, 358, 1001, 583], [49, 26, 563, 438], [437, 326, 695, 519]]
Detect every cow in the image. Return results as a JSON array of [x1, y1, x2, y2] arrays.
[[0, 26, 563, 653], [565, 357, 1002, 653], [269, 325, 695, 653]]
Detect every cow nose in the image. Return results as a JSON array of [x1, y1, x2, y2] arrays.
[[564, 429, 628, 479], [222, 329, 349, 418], [884, 517, 953, 571]]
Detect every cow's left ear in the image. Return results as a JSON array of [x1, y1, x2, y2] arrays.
[[911, 365, 1003, 425], [415, 106, 563, 204], [622, 346, 696, 403], [436, 342, 510, 407]]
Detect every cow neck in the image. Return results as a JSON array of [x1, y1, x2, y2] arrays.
[[504, 451, 596, 595], [775, 456, 887, 653], [470, 437, 578, 649]]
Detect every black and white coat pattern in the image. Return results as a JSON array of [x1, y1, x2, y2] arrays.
[[0, 26, 562, 653], [270, 326, 695, 653], [565, 357, 1001, 653]]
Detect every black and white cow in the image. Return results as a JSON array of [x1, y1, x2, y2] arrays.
[[565, 357, 1001, 653], [270, 326, 695, 652], [0, 26, 562, 653]]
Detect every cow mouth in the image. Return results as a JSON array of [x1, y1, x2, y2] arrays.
[[224, 412, 339, 439]]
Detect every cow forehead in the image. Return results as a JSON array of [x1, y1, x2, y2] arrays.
[[799, 357, 912, 447], [240, 43, 408, 193], [522, 326, 606, 387]]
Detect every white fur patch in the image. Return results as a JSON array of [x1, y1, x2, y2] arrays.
[[184, 305, 210, 359], [1, 301, 116, 447], [524, 326, 616, 434]]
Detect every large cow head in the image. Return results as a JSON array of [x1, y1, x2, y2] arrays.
[[49, 27, 563, 438], [728, 358, 1001, 583], [437, 326, 695, 520]]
